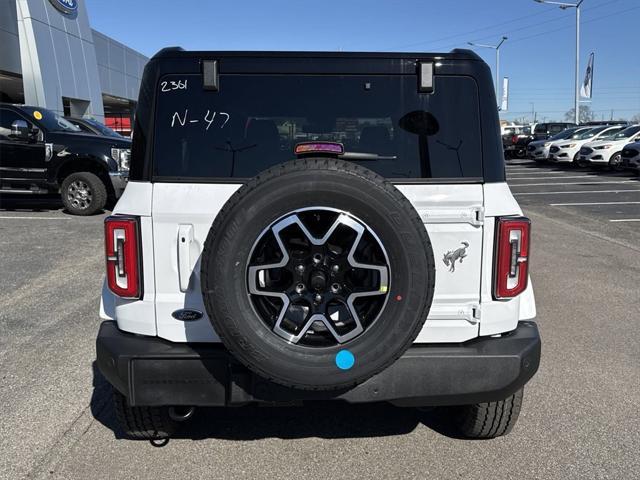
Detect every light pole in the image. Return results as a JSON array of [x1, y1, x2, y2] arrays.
[[534, 0, 584, 124], [467, 36, 508, 106], [530, 102, 536, 123]]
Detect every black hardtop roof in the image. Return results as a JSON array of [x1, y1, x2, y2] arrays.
[[151, 46, 483, 62]]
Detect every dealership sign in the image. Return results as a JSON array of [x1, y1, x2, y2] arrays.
[[49, 0, 78, 16]]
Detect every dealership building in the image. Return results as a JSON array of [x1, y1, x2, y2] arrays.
[[0, 0, 148, 134]]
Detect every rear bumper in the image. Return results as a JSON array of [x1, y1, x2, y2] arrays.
[[96, 320, 541, 407]]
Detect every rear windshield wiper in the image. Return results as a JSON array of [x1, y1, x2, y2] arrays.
[[339, 152, 398, 161]]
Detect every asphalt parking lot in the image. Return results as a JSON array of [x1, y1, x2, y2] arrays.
[[1, 163, 638, 480]]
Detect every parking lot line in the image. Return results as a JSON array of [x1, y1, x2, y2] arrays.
[[609, 219, 640, 223], [508, 175, 605, 180], [0, 216, 71, 220], [514, 189, 640, 196], [507, 171, 590, 176], [511, 180, 638, 187], [550, 201, 640, 206]]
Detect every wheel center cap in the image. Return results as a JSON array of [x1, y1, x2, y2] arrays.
[[310, 270, 327, 292]]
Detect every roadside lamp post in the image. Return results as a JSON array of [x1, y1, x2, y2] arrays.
[[534, 0, 584, 125], [467, 36, 508, 107]]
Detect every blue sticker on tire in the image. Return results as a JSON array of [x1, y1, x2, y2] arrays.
[[335, 350, 355, 370]]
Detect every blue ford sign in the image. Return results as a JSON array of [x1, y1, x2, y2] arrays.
[[48, 0, 79, 17]]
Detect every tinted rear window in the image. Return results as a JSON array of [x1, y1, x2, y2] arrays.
[[152, 74, 482, 179]]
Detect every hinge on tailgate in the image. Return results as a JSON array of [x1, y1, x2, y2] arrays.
[[472, 305, 481, 322], [474, 207, 485, 226]]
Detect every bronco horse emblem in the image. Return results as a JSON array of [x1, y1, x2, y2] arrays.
[[443, 241, 469, 272]]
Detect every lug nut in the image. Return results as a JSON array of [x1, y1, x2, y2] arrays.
[[331, 264, 340, 273], [314, 294, 322, 304], [295, 283, 305, 294], [296, 264, 305, 274], [331, 283, 341, 294]]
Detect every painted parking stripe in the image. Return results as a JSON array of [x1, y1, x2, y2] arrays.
[[609, 219, 640, 223], [0, 216, 71, 220], [507, 171, 591, 176], [510, 180, 638, 187], [508, 175, 606, 180], [550, 201, 640, 206], [514, 189, 640, 196]]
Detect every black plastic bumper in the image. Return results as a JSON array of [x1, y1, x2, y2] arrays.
[[96, 320, 541, 407]]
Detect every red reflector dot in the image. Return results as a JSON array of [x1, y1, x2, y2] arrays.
[[396, 295, 403, 301]]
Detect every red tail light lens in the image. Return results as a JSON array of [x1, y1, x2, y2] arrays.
[[494, 217, 530, 300], [512, 135, 518, 144], [105, 216, 141, 299]]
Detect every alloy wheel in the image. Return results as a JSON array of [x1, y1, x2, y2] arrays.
[[247, 208, 390, 347]]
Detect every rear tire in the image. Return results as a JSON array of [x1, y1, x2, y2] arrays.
[[61, 171, 107, 215], [112, 388, 178, 440], [453, 389, 524, 439]]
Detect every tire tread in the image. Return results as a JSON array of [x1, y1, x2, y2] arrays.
[[112, 389, 177, 439], [456, 388, 524, 439]]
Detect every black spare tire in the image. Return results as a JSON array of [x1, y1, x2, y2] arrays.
[[201, 158, 435, 390]]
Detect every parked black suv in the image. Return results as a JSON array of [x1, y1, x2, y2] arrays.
[[0, 104, 131, 215]]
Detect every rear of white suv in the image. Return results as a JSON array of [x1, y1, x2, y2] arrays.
[[97, 48, 541, 441]]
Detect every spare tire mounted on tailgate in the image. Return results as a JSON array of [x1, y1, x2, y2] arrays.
[[201, 158, 435, 390]]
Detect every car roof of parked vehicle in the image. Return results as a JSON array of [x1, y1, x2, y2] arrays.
[[595, 125, 640, 141], [5, 104, 82, 133]]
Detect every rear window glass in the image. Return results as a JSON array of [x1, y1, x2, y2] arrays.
[[152, 74, 482, 180]]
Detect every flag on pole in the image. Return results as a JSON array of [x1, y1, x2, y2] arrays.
[[580, 53, 594, 99], [500, 77, 509, 111]]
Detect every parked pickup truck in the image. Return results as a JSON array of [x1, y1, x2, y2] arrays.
[[0, 104, 131, 215], [502, 125, 532, 159]]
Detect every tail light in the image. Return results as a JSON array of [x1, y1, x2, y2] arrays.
[[494, 217, 530, 299], [512, 135, 519, 144], [105, 216, 142, 299]]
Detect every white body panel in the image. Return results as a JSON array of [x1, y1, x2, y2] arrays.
[[100, 182, 156, 336], [527, 139, 556, 160], [549, 126, 625, 163], [580, 132, 640, 165], [103, 180, 532, 344]]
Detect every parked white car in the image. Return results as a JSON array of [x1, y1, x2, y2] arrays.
[[621, 141, 640, 172], [578, 125, 640, 169], [527, 126, 590, 162], [548, 125, 626, 165]]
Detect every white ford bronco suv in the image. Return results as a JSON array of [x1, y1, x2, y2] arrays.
[[97, 48, 540, 440]]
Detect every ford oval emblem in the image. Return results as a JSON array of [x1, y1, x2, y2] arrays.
[[48, 0, 79, 16], [171, 309, 203, 322]]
